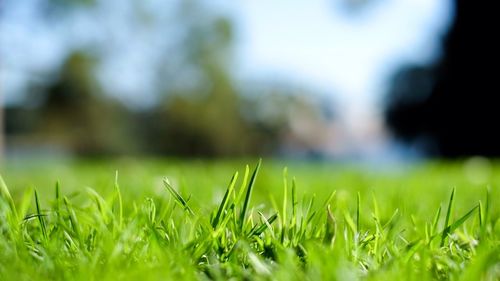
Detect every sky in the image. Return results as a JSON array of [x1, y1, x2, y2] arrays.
[[233, 0, 453, 116], [2, 0, 453, 105]]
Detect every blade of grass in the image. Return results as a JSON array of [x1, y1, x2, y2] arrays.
[[446, 205, 479, 234], [114, 171, 123, 230], [431, 205, 442, 236], [356, 192, 361, 232], [480, 187, 490, 236], [281, 167, 288, 243], [18, 187, 33, 222], [344, 211, 357, 235], [249, 212, 278, 237], [291, 177, 297, 229], [239, 159, 261, 231], [372, 192, 380, 222], [212, 171, 238, 229], [0, 174, 18, 221], [478, 200, 483, 227], [163, 177, 194, 216], [64, 196, 81, 241], [325, 204, 337, 248], [382, 208, 399, 230], [55, 181, 61, 215], [34, 189, 48, 241], [441, 187, 455, 246], [371, 193, 381, 256], [235, 165, 250, 204], [87, 187, 111, 225]]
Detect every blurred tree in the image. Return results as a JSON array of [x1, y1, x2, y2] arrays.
[[140, 3, 331, 156], [4, 0, 333, 157], [140, 7, 258, 156], [385, 0, 499, 157], [27, 52, 136, 155], [385, 65, 437, 144]]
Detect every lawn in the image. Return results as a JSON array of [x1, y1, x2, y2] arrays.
[[1, 159, 499, 280]]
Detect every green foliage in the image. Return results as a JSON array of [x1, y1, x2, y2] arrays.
[[0, 160, 499, 280]]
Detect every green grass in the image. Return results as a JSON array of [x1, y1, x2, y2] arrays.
[[0, 159, 499, 280]]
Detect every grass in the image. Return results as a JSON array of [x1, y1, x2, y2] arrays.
[[0, 158, 499, 280]]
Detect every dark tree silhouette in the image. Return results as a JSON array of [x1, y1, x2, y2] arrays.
[[385, 0, 499, 157]]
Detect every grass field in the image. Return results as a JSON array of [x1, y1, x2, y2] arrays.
[[1, 159, 499, 280]]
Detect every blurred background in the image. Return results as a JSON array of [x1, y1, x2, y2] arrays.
[[0, 0, 497, 162]]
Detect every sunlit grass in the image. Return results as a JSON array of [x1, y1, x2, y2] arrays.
[[0, 159, 499, 280]]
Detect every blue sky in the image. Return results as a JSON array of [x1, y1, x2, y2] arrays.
[[232, 0, 453, 114]]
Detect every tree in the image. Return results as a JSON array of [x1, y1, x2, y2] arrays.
[[29, 52, 135, 155], [385, 0, 499, 157]]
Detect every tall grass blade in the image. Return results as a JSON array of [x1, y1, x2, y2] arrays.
[[34, 189, 48, 240], [235, 165, 250, 203], [239, 159, 261, 230], [356, 192, 361, 232], [281, 167, 288, 243], [291, 177, 297, 229], [431, 205, 442, 236], [212, 171, 238, 229], [64, 196, 81, 240], [480, 187, 490, 236], [441, 187, 455, 246], [114, 171, 123, 229], [325, 204, 337, 248], [55, 181, 61, 214], [478, 200, 483, 227]]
